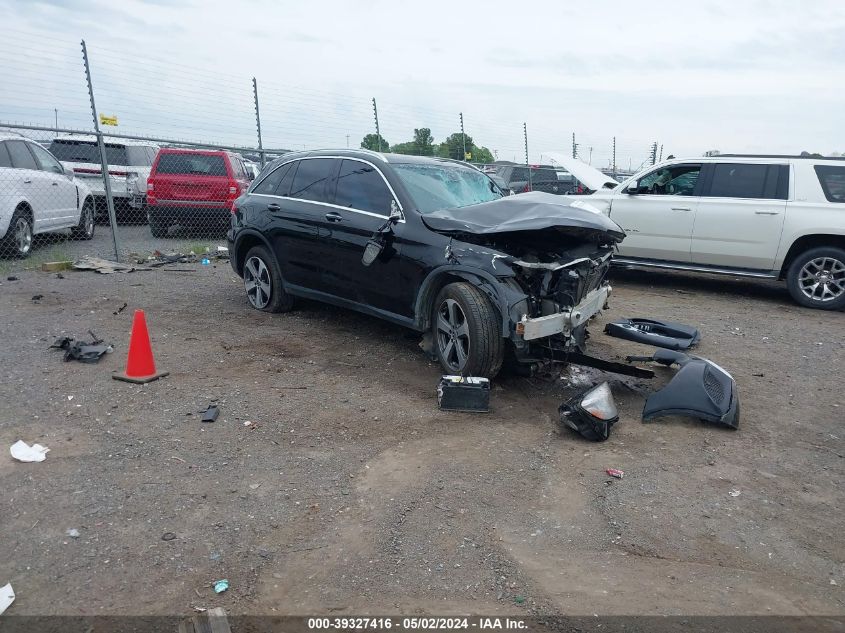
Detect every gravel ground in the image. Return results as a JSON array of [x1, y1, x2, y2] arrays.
[[0, 259, 842, 619]]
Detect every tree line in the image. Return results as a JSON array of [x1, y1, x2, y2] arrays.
[[360, 128, 494, 164]]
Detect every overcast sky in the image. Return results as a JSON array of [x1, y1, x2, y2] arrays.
[[1, 0, 842, 168]]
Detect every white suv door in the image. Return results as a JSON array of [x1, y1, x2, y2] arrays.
[[27, 142, 79, 228], [690, 162, 788, 271], [610, 163, 703, 262], [5, 140, 59, 231]]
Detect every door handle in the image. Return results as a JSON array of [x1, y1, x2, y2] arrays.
[[670, 206, 692, 212], [52, 182, 59, 186], [325, 212, 344, 222], [267, 203, 281, 212], [754, 210, 780, 215], [23, 179, 32, 184]]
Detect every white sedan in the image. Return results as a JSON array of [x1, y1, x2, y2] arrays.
[[0, 132, 95, 258]]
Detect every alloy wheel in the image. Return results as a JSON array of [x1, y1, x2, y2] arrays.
[[798, 256, 845, 302], [15, 217, 32, 255], [436, 298, 470, 372], [83, 204, 94, 237], [244, 256, 272, 309]]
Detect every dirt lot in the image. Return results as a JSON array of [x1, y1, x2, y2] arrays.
[[0, 259, 843, 620]]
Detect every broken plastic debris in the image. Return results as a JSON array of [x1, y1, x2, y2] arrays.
[[729, 489, 741, 497], [50, 332, 113, 364], [66, 528, 80, 538], [606, 468, 624, 479], [0, 583, 14, 616], [201, 406, 219, 423], [213, 579, 229, 594], [10, 440, 50, 463]]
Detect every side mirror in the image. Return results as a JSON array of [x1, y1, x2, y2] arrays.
[[361, 239, 384, 266], [625, 180, 639, 195], [62, 163, 73, 180]]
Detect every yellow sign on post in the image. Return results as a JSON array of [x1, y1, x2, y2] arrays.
[[464, 152, 472, 160], [99, 114, 118, 126]]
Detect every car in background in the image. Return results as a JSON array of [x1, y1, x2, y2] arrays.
[[48, 135, 159, 221], [495, 164, 560, 193], [547, 152, 845, 310], [488, 173, 512, 195], [146, 148, 251, 237], [227, 150, 624, 378], [0, 132, 95, 258], [242, 159, 261, 180]]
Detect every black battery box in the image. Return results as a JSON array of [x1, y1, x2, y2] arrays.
[[437, 376, 490, 413]]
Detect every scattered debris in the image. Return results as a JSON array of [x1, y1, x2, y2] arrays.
[[216, 246, 229, 258], [31, 294, 43, 302], [832, 579, 839, 586], [66, 528, 80, 538], [162, 532, 177, 541], [605, 318, 700, 350], [0, 583, 14, 616], [55, 272, 65, 279], [41, 260, 73, 272], [729, 489, 741, 497], [559, 382, 619, 441], [201, 405, 220, 423], [513, 595, 525, 605], [179, 607, 230, 633], [50, 331, 113, 363], [606, 468, 625, 479], [6, 276, 17, 282], [213, 579, 229, 594], [10, 440, 50, 463], [628, 350, 740, 430], [437, 376, 490, 412], [201, 258, 211, 265], [113, 302, 128, 315], [73, 256, 151, 274], [243, 421, 256, 429]]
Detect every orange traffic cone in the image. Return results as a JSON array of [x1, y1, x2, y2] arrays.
[[112, 309, 169, 384]]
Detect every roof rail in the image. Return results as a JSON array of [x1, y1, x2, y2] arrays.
[[716, 153, 845, 161]]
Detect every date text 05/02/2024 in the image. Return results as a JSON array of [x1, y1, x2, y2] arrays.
[[306, 617, 528, 630]]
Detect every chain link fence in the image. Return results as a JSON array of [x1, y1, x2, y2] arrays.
[[0, 27, 663, 266]]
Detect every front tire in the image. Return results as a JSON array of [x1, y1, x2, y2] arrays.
[[243, 245, 294, 313], [3, 208, 33, 259], [432, 282, 504, 378], [786, 246, 845, 310], [71, 198, 95, 240]]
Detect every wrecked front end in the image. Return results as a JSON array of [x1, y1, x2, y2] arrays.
[[423, 193, 625, 366]]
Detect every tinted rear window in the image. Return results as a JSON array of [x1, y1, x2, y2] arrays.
[[289, 158, 333, 202], [6, 140, 38, 170], [155, 153, 228, 176], [334, 159, 393, 214], [814, 165, 845, 203], [707, 163, 784, 199], [48, 140, 128, 165], [0, 142, 12, 168]]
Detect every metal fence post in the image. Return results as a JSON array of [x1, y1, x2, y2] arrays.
[[81, 39, 121, 262], [252, 77, 266, 168], [372, 98, 382, 152], [612, 136, 617, 174], [523, 122, 532, 191], [460, 112, 466, 161]]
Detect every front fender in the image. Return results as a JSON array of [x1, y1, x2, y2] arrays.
[[413, 265, 527, 336]]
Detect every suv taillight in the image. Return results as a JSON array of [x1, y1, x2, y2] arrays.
[[226, 180, 240, 211], [522, 183, 531, 193]]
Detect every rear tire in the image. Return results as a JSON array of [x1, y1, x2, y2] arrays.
[[148, 210, 169, 238], [243, 245, 294, 313], [786, 246, 845, 310], [432, 282, 504, 378], [3, 208, 33, 259], [70, 198, 95, 240]]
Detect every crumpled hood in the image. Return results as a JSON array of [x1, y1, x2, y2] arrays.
[[421, 192, 625, 242]]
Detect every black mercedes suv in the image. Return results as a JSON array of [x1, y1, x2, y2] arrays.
[[227, 150, 625, 378]]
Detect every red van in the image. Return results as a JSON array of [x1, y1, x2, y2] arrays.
[[146, 149, 252, 237]]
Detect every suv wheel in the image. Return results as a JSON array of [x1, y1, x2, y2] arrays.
[[243, 245, 294, 313], [71, 199, 95, 240], [432, 282, 504, 378], [786, 246, 845, 310], [4, 209, 33, 258], [148, 210, 169, 238]]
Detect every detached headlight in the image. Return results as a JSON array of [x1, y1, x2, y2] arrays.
[[559, 381, 619, 441]]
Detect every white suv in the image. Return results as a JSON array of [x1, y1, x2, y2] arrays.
[[48, 135, 159, 220], [0, 132, 95, 258], [566, 155, 845, 310]]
